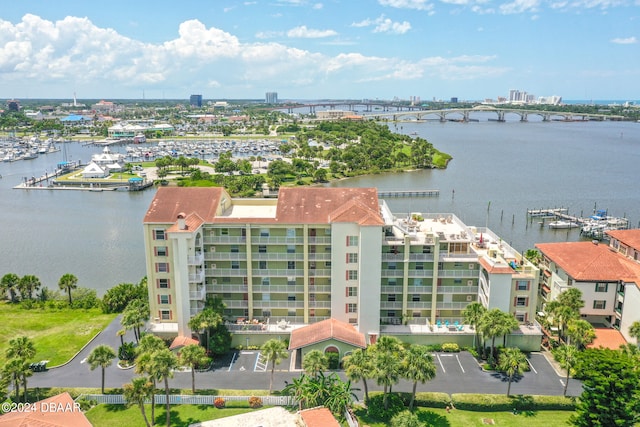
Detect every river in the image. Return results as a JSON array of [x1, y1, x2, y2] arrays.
[[1, 118, 638, 295]]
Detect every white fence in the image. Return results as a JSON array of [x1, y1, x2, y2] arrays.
[[78, 394, 292, 406]]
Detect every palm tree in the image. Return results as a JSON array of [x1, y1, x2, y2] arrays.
[[18, 275, 41, 300], [342, 349, 373, 403], [123, 376, 154, 427], [3, 358, 24, 401], [179, 344, 209, 393], [261, 339, 289, 394], [151, 348, 179, 427], [479, 309, 503, 362], [283, 374, 309, 411], [566, 319, 596, 349], [57, 273, 78, 305], [302, 350, 328, 378], [553, 344, 578, 396], [1, 273, 20, 302], [6, 336, 36, 361], [122, 299, 149, 344], [629, 321, 640, 346], [496, 311, 519, 348], [135, 334, 167, 422], [87, 344, 117, 394], [188, 308, 222, 351], [323, 375, 359, 415], [463, 302, 486, 352], [497, 347, 528, 396], [371, 336, 403, 410], [401, 344, 436, 410]]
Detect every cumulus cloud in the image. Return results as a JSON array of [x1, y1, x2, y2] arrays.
[[378, 0, 432, 10], [352, 15, 412, 34], [499, 0, 540, 14], [287, 25, 338, 38], [611, 36, 637, 44]]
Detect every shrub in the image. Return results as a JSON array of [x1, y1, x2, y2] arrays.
[[450, 393, 576, 412], [214, 397, 225, 408], [410, 392, 452, 408], [367, 392, 406, 421], [441, 343, 460, 352], [248, 396, 263, 409], [118, 342, 136, 362], [326, 352, 340, 369]]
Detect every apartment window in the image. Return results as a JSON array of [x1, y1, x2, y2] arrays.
[[258, 245, 267, 253], [346, 270, 358, 280], [159, 295, 170, 304], [230, 245, 239, 253], [422, 246, 432, 254], [154, 229, 166, 240], [388, 262, 397, 270], [222, 277, 231, 283], [346, 303, 357, 313], [388, 294, 396, 302], [288, 277, 296, 286], [262, 310, 271, 317], [347, 253, 358, 264], [156, 263, 169, 273], [260, 228, 269, 237], [155, 246, 168, 257], [288, 261, 296, 270], [160, 310, 171, 320], [454, 279, 462, 284], [263, 293, 270, 301], [288, 294, 296, 301], [220, 228, 229, 236], [415, 263, 424, 270], [324, 246, 332, 252], [388, 279, 397, 286], [454, 262, 462, 268], [387, 311, 396, 317], [593, 300, 607, 310], [231, 261, 240, 269], [288, 309, 296, 316], [516, 280, 530, 291], [259, 261, 267, 269], [262, 277, 270, 286], [157, 279, 170, 289], [325, 261, 332, 267], [595, 283, 608, 292], [347, 236, 359, 247], [287, 228, 296, 238], [515, 313, 526, 322], [287, 245, 295, 254], [515, 297, 528, 307], [413, 278, 423, 286], [412, 294, 420, 302], [346, 287, 357, 297]]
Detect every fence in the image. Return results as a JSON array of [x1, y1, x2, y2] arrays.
[[78, 394, 292, 406]]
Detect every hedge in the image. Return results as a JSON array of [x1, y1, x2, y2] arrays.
[[451, 393, 576, 412]]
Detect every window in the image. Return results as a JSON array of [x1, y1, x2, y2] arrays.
[[454, 262, 462, 268], [346, 287, 357, 297], [287, 245, 295, 254], [156, 263, 169, 273], [388, 262, 397, 270], [325, 261, 332, 267], [516, 280, 530, 291], [515, 313, 526, 322], [347, 253, 358, 264], [288, 261, 296, 270], [155, 246, 168, 257], [230, 245, 239, 253], [220, 228, 229, 236], [593, 300, 607, 310], [231, 261, 239, 269], [288, 294, 296, 301], [413, 278, 423, 286], [515, 297, 528, 307], [454, 279, 462, 284], [347, 270, 358, 280], [415, 263, 424, 270], [263, 293, 270, 301], [222, 277, 230, 283], [160, 310, 171, 320], [595, 283, 608, 292], [262, 277, 270, 286], [422, 246, 432, 254], [412, 294, 420, 302], [287, 228, 296, 238], [154, 229, 166, 240], [288, 277, 296, 286], [388, 279, 397, 286], [346, 303, 357, 313], [388, 294, 396, 302], [387, 311, 396, 317], [159, 295, 170, 304], [260, 228, 269, 237], [347, 236, 358, 247], [258, 245, 267, 253], [288, 309, 296, 316], [262, 310, 271, 317], [259, 261, 267, 269]]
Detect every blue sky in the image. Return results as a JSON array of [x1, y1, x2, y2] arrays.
[[1, 0, 638, 101]]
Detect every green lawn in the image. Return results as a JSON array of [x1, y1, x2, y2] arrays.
[[86, 404, 265, 427], [0, 302, 117, 366], [356, 407, 574, 427]]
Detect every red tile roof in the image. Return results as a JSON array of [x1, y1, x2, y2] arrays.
[[535, 241, 640, 282], [169, 335, 201, 350], [606, 229, 640, 252], [144, 187, 223, 223], [587, 328, 628, 350], [0, 392, 92, 427], [299, 407, 340, 427], [289, 318, 366, 350]]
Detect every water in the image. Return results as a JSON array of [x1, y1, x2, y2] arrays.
[[1, 119, 639, 294]]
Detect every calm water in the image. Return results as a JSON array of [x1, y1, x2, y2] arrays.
[[1, 119, 639, 294]]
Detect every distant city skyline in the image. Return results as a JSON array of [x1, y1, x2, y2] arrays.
[[1, 1, 638, 101]]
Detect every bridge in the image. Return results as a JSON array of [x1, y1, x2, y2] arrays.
[[361, 106, 625, 122]]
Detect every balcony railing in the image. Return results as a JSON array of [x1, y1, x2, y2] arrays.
[[308, 237, 331, 244], [188, 253, 204, 265], [189, 287, 206, 301], [189, 270, 204, 283], [204, 253, 247, 261], [407, 301, 433, 309], [434, 302, 469, 309], [252, 236, 304, 244], [205, 268, 246, 277], [253, 285, 305, 293], [309, 285, 331, 293], [206, 284, 248, 293], [308, 301, 331, 308], [438, 269, 480, 278], [224, 300, 249, 308], [380, 301, 403, 309], [252, 253, 305, 261], [381, 269, 405, 277], [203, 236, 246, 244], [253, 300, 304, 309], [381, 253, 405, 261], [252, 269, 304, 277], [407, 270, 435, 278], [307, 253, 331, 261], [407, 286, 434, 293], [309, 269, 331, 277], [437, 285, 479, 294]]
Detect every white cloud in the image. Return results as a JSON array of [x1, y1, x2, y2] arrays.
[[287, 25, 338, 38], [611, 36, 637, 44], [378, 0, 432, 10], [352, 15, 412, 34], [499, 0, 540, 14]]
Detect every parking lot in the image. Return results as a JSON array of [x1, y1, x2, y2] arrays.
[[228, 350, 292, 373]]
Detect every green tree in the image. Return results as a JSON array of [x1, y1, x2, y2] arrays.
[[151, 348, 179, 427], [342, 348, 374, 403], [401, 344, 436, 410], [479, 309, 505, 362], [3, 358, 27, 402], [566, 319, 596, 349], [188, 308, 222, 351], [135, 334, 167, 422], [371, 336, 403, 410], [553, 344, 579, 397], [262, 339, 289, 394], [302, 350, 328, 378], [1, 273, 20, 302], [282, 374, 309, 411], [390, 410, 422, 427], [179, 344, 210, 393], [18, 274, 41, 300], [57, 273, 78, 305], [323, 375, 358, 415], [463, 301, 486, 352], [629, 321, 640, 346], [123, 376, 154, 427], [102, 280, 148, 313], [87, 344, 117, 394], [571, 348, 640, 427], [497, 347, 528, 396], [6, 336, 36, 361], [122, 299, 149, 343]]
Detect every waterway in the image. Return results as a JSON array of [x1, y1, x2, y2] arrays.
[[1, 118, 638, 295]]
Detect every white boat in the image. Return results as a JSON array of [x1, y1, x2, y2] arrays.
[[548, 220, 579, 229]]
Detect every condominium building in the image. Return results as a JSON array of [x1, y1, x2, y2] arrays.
[[143, 187, 539, 343]]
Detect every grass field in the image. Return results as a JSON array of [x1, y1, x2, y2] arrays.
[[0, 302, 117, 366], [356, 407, 574, 427]]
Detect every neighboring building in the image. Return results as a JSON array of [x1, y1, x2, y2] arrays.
[[190, 94, 203, 108], [143, 187, 540, 349], [0, 392, 91, 427], [536, 239, 640, 343], [607, 229, 640, 263], [108, 122, 174, 138], [265, 92, 278, 104], [24, 110, 44, 120], [316, 110, 362, 120]]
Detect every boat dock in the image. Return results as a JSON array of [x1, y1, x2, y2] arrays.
[[378, 190, 439, 198], [527, 206, 629, 238], [526, 208, 568, 217]]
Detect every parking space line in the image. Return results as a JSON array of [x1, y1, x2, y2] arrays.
[[435, 353, 446, 373], [228, 352, 238, 372], [456, 354, 465, 373], [527, 358, 538, 374]]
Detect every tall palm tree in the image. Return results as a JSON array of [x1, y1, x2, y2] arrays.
[[57, 273, 78, 305], [261, 339, 289, 394], [463, 302, 486, 352], [629, 321, 640, 346], [188, 308, 222, 351], [401, 344, 436, 410], [122, 299, 149, 343], [3, 358, 24, 401], [18, 275, 41, 300], [1, 273, 20, 302], [566, 319, 596, 349], [135, 334, 167, 422], [497, 347, 528, 396], [371, 336, 403, 410], [6, 336, 36, 361], [151, 348, 179, 427], [342, 349, 373, 403], [87, 344, 117, 394], [553, 344, 578, 396], [496, 311, 519, 348], [479, 309, 504, 362], [302, 350, 328, 378], [179, 344, 209, 393], [123, 376, 154, 427]]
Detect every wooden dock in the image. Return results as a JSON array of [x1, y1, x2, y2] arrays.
[[378, 190, 439, 198]]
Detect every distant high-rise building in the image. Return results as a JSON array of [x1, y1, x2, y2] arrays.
[[265, 92, 278, 104], [6, 99, 20, 111], [190, 94, 203, 108], [450, 97, 458, 103]]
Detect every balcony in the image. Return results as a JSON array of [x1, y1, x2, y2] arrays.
[[205, 252, 247, 261], [188, 253, 204, 265], [308, 236, 331, 244], [380, 301, 403, 309], [224, 300, 249, 308], [381, 253, 405, 262], [308, 300, 331, 309], [435, 302, 470, 310], [438, 269, 480, 278], [407, 301, 432, 309], [254, 285, 304, 293], [381, 269, 405, 277], [437, 286, 479, 294], [189, 270, 204, 283], [309, 269, 331, 277], [407, 270, 435, 278], [307, 253, 331, 261], [206, 284, 247, 293], [252, 253, 305, 261], [253, 300, 304, 309], [203, 236, 245, 244], [252, 236, 304, 244], [407, 286, 434, 293], [189, 287, 206, 301], [205, 268, 246, 277], [309, 285, 331, 293], [252, 268, 304, 277]]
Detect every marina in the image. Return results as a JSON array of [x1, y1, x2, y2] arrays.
[[528, 207, 630, 239]]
